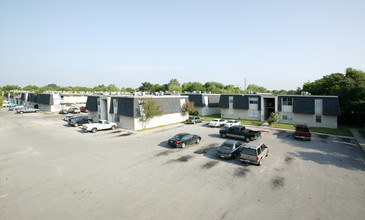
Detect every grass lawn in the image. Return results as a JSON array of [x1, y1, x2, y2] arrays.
[[198, 114, 264, 126], [269, 123, 353, 137]]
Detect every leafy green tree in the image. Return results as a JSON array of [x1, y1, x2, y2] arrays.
[[2, 85, 21, 91], [0, 96, 4, 107], [302, 68, 365, 114], [182, 82, 205, 92], [182, 101, 195, 115], [141, 98, 164, 121], [139, 82, 153, 91], [41, 83, 60, 91], [106, 84, 120, 92], [268, 112, 281, 125], [22, 85, 39, 91], [167, 79, 182, 92], [245, 84, 268, 93]]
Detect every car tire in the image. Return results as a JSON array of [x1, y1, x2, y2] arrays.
[[111, 125, 116, 130], [221, 133, 226, 138], [91, 128, 97, 133], [196, 138, 200, 144], [181, 143, 186, 148], [245, 137, 250, 142], [20, 111, 23, 114], [258, 159, 262, 166], [75, 123, 79, 127], [35, 110, 39, 113]]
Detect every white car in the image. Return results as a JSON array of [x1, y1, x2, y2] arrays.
[[82, 120, 117, 133], [209, 119, 226, 127], [224, 120, 241, 128]]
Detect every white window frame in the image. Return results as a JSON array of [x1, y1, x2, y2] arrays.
[[282, 97, 292, 106], [249, 97, 258, 104]]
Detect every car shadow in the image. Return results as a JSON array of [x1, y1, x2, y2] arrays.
[[158, 140, 176, 149], [194, 145, 250, 167], [208, 133, 223, 139]]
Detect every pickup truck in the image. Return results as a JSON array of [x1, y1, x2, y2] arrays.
[[219, 125, 261, 142], [294, 124, 311, 141], [81, 120, 117, 133], [16, 107, 39, 114]]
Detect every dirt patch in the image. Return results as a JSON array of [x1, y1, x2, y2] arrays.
[[285, 155, 293, 164], [339, 137, 351, 143], [318, 134, 328, 139], [194, 143, 219, 154], [120, 133, 132, 136], [155, 151, 172, 157], [201, 161, 219, 169], [234, 167, 250, 177], [177, 155, 193, 162], [271, 176, 285, 190]]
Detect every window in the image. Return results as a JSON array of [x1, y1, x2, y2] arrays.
[[316, 115, 322, 123], [229, 96, 234, 103], [257, 148, 261, 155], [249, 97, 258, 104], [114, 115, 120, 122], [281, 112, 293, 120], [282, 97, 292, 106]]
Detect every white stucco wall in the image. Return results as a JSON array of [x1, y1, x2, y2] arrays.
[[195, 106, 221, 116], [38, 104, 52, 112], [221, 108, 261, 121], [279, 113, 338, 128], [118, 113, 188, 130], [61, 95, 88, 107]]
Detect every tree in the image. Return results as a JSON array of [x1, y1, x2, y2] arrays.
[[167, 79, 181, 92], [106, 84, 120, 92], [301, 68, 365, 114], [182, 82, 205, 92], [139, 82, 153, 91], [182, 101, 196, 115], [245, 84, 268, 93], [22, 85, 39, 91], [141, 98, 164, 121], [1, 85, 21, 91], [268, 112, 280, 125]]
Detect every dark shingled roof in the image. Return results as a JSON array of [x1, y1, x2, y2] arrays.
[[27, 93, 36, 102], [219, 94, 261, 110], [186, 94, 203, 107], [323, 98, 341, 116], [293, 97, 315, 114], [37, 94, 53, 105], [116, 97, 188, 117], [183, 94, 221, 108], [85, 96, 98, 111]]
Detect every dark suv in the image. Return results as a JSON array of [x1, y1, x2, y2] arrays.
[[68, 116, 93, 127]]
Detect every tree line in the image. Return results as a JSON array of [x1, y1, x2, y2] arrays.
[[0, 79, 301, 95]]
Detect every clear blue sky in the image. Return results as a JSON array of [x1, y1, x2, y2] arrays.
[[1, 0, 364, 90]]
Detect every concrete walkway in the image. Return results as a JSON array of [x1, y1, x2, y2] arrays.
[[350, 128, 365, 153]]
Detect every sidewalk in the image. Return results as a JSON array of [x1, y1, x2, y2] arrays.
[[350, 128, 365, 153]]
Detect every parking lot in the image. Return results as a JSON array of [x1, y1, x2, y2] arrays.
[[1, 109, 365, 220]]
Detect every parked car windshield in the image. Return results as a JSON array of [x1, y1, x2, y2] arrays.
[[220, 143, 234, 150], [241, 147, 257, 156], [212, 119, 218, 122]]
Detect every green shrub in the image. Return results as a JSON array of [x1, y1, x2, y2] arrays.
[[268, 112, 280, 125]]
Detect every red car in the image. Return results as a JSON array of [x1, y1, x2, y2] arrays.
[[80, 106, 88, 113], [294, 124, 311, 141]]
